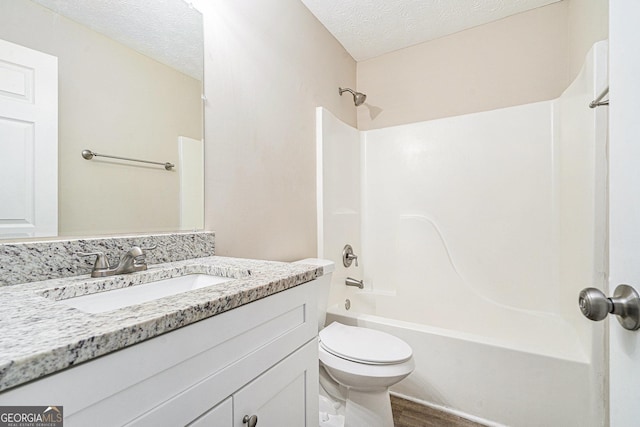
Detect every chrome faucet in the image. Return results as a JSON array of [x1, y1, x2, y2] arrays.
[[78, 245, 156, 278]]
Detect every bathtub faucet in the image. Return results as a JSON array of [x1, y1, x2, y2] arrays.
[[345, 277, 364, 289]]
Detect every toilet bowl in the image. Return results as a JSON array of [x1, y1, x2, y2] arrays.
[[319, 322, 415, 427], [294, 259, 415, 427], [319, 322, 415, 390]]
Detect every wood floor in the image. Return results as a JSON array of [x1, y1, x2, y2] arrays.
[[391, 395, 485, 427]]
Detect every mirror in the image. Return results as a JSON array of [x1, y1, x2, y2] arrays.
[[0, 0, 204, 241]]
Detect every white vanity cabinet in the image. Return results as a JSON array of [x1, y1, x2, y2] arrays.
[[187, 339, 315, 427], [0, 280, 319, 427]]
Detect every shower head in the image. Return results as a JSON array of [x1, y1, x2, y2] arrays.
[[339, 87, 367, 107]]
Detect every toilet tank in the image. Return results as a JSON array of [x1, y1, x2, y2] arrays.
[[294, 258, 334, 331]]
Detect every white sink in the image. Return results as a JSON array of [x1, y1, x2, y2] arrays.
[[60, 274, 232, 314]]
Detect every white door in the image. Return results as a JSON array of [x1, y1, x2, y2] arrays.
[[608, 2, 640, 425], [0, 38, 57, 238]]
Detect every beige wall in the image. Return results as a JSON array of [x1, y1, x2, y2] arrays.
[[0, 0, 202, 237], [195, 0, 357, 260], [356, 3, 570, 130], [357, 1, 608, 131], [567, 0, 609, 80]]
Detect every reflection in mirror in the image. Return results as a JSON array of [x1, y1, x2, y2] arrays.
[[0, 0, 204, 240]]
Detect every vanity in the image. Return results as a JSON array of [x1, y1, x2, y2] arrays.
[[0, 232, 322, 426]]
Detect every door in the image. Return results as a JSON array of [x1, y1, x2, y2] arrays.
[[608, 2, 640, 426], [0, 38, 57, 238]]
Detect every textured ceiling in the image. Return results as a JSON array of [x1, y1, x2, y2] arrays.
[[32, 0, 203, 80], [300, 0, 562, 61]]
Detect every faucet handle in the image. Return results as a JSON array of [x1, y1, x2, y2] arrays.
[[342, 244, 359, 268], [122, 245, 156, 268], [134, 245, 156, 264], [77, 251, 110, 268], [77, 251, 112, 277]]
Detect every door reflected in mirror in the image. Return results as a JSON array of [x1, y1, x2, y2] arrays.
[[0, 0, 204, 240]]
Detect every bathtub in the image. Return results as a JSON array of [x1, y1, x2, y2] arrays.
[[325, 293, 601, 427], [317, 40, 608, 426]]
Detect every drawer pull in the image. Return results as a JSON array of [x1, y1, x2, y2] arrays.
[[243, 414, 258, 427]]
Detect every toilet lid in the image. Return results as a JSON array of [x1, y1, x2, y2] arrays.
[[319, 322, 412, 365]]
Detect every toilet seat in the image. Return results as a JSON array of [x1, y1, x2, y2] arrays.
[[319, 342, 415, 391], [319, 322, 413, 365]]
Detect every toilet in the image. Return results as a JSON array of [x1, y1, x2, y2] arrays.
[[295, 259, 415, 427]]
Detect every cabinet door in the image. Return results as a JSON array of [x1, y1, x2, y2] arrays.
[[233, 339, 318, 427], [188, 397, 232, 427]]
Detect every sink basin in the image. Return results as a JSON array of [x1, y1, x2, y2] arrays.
[[60, 274, 232, 313]]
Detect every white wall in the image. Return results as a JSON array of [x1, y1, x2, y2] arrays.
[[362, 102, 556, 312]]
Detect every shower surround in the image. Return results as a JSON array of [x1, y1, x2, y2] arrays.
[[317, 41, 608, 426]]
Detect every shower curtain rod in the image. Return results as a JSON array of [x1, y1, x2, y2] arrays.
[[589, 86, 609, 108]]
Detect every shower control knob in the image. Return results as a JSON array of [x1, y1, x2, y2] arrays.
[[342, 244, 359, 268], [578, 285, 640, 330]]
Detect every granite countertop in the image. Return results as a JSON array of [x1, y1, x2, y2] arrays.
[[0, 256, 322, 392]]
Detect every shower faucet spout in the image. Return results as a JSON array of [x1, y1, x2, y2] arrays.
[[345, 277, 364, 289]]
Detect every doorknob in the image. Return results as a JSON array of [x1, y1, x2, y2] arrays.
[[579, 284, 640, 330]]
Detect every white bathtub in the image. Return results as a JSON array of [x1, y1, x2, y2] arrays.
[[325, 293, 600, 427]]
